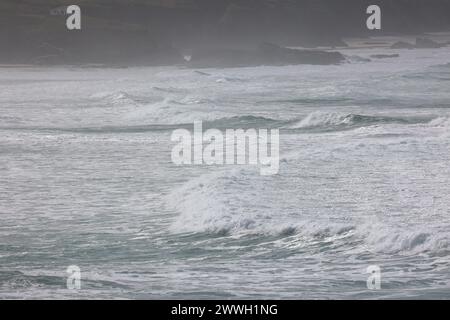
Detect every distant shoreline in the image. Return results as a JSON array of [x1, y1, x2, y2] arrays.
[[1, 33, 449, 69]]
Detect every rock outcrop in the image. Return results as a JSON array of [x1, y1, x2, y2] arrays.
[[188, 43, 345, 68], [2, 1, 450, 66], [258, 42, 345, 65]]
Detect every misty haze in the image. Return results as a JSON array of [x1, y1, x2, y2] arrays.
[[0, 0, 450, 300]]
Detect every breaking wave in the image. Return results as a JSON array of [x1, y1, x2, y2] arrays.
[[287, 112, 431, 130], [166, 167, 448, 256], [90, 91, 139, 106]]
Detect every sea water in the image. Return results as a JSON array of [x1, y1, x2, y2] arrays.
[[0, 47, 449, 299]]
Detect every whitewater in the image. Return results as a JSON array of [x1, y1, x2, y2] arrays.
[[0, 46, 449, 299]]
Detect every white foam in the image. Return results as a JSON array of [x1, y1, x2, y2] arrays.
[[288, 112, 358, 129]]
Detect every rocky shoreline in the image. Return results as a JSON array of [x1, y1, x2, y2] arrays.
[[2, 36, 449, 69], [188, 43, 346, 68], [2, 0, 450, 67]]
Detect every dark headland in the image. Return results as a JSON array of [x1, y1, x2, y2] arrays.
[[1, 0, 450, 67]]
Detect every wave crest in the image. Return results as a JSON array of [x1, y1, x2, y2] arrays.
[[167, 167, 449, 257], [287, 112, 428, 130]]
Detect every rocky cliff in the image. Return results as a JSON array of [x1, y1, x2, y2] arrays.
[[1, 0, 450, 65]]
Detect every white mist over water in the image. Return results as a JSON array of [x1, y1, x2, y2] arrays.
[[0, 47, 450, 299]]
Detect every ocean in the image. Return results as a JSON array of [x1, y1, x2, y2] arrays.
[[0, 45, 449, 299]]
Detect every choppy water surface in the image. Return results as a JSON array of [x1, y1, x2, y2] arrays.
[[0, 47, 449, 299]]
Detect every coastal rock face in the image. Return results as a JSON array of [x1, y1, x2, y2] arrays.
[[38, 39, 184, 66], [2, 1, 450, 66], [144, 44, 185, 66], [188, 48, 256, 68], [258, 42, 345, 65], [189, 43, 345, 68]]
